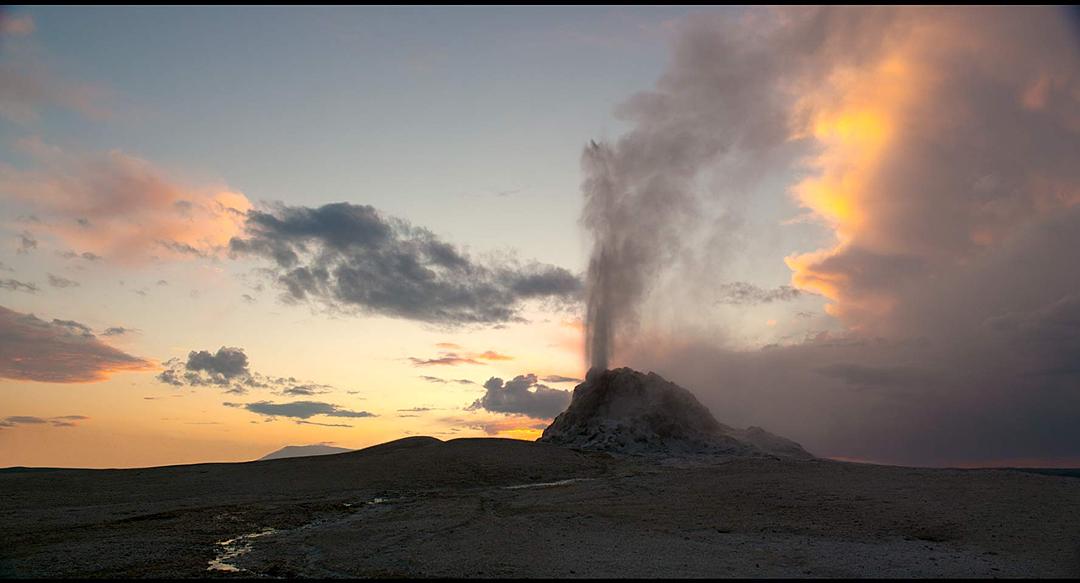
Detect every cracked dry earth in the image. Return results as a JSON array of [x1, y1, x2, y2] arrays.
[[1, 436, 1078, 578]]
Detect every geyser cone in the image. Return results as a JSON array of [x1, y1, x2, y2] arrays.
[[540, 368, 811, 458]]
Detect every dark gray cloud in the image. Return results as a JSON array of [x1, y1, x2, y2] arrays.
[[228, 202, 582, 325], [157, 346, 343, 396], [716, 282, 802, 306], [0, 278, 37, 293], [228, 400, 375, 420], [187, 347, 249, 380], [0, 305, 150, 383], [46, 273, 79, 288], [467, 373, 571, 418], [101, 326, 132, 337], [984, 293, 1080, 377], [281, 384, 330, 396], [816, 363, 936, 389], [157, 347, 252, 393]]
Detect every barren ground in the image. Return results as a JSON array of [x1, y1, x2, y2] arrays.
[[1, 436, 1078, 578]]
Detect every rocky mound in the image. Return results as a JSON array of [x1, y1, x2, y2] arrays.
[[539, 368, 811, 459]]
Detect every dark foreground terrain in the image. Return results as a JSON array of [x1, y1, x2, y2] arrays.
[[1, 436, 1078, 578]]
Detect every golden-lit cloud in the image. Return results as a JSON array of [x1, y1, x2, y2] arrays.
[[782, 7, 1080, 330], [613, 6, 1080, 467], [0, 138, 251, 263]]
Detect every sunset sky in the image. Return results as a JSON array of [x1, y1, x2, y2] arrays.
[[2, 6, 1077, 469]]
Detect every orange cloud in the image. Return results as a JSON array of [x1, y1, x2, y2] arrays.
[[475, 350, 513, 361], [0, 14, 35, 37], [407, 347, 514, 367], [0, 139, 251, 263], [0, 305, 155, 383], [784, 51, 918, 322], [782, 7, 1080, 330], [408, 353, 483, 367]]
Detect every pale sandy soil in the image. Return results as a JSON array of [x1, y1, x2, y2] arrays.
[[1, 437, 1078, 578]]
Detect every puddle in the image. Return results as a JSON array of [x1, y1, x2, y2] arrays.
[[344, 496, 390, 509], [503, 478, 593, 490], [207, 528, 278, 572]]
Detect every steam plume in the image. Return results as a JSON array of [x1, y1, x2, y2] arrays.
[[581, 8, 803, 370], [582, 6, 1080, 465]]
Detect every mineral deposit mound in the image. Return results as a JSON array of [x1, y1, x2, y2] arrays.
[[540, 367, 812, 459]]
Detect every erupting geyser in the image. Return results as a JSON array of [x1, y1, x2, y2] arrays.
[[540, 368, 811, 458]]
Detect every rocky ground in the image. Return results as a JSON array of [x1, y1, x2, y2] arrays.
[[2, 436, 1078, 578], [540, 368, 811, 458]]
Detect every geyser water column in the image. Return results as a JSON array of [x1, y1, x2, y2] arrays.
[[576, 10, 802, 372], [580, 133, 701, 373], [581, 141, 620, 372], [579, 102, 712, 372], [585, 243, 614, 371]]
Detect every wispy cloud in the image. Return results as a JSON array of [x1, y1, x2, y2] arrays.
[[46, 273, 79, 289], [0, 138, 252, 263], [225, 400, 375, 422], [0, 278, 38, 293], [408, 347, 514, 367], [0, 414, 89, 429]]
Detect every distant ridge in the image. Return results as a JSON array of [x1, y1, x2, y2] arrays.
[[258, 444, 352, 461]]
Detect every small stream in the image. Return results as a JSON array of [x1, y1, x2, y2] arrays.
[[503, 478, 593, 490], [206, 528, 278, 572], [206, 496, 392, 573]]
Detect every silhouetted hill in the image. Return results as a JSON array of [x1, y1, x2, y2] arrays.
[[258, 444, 351, 461]]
